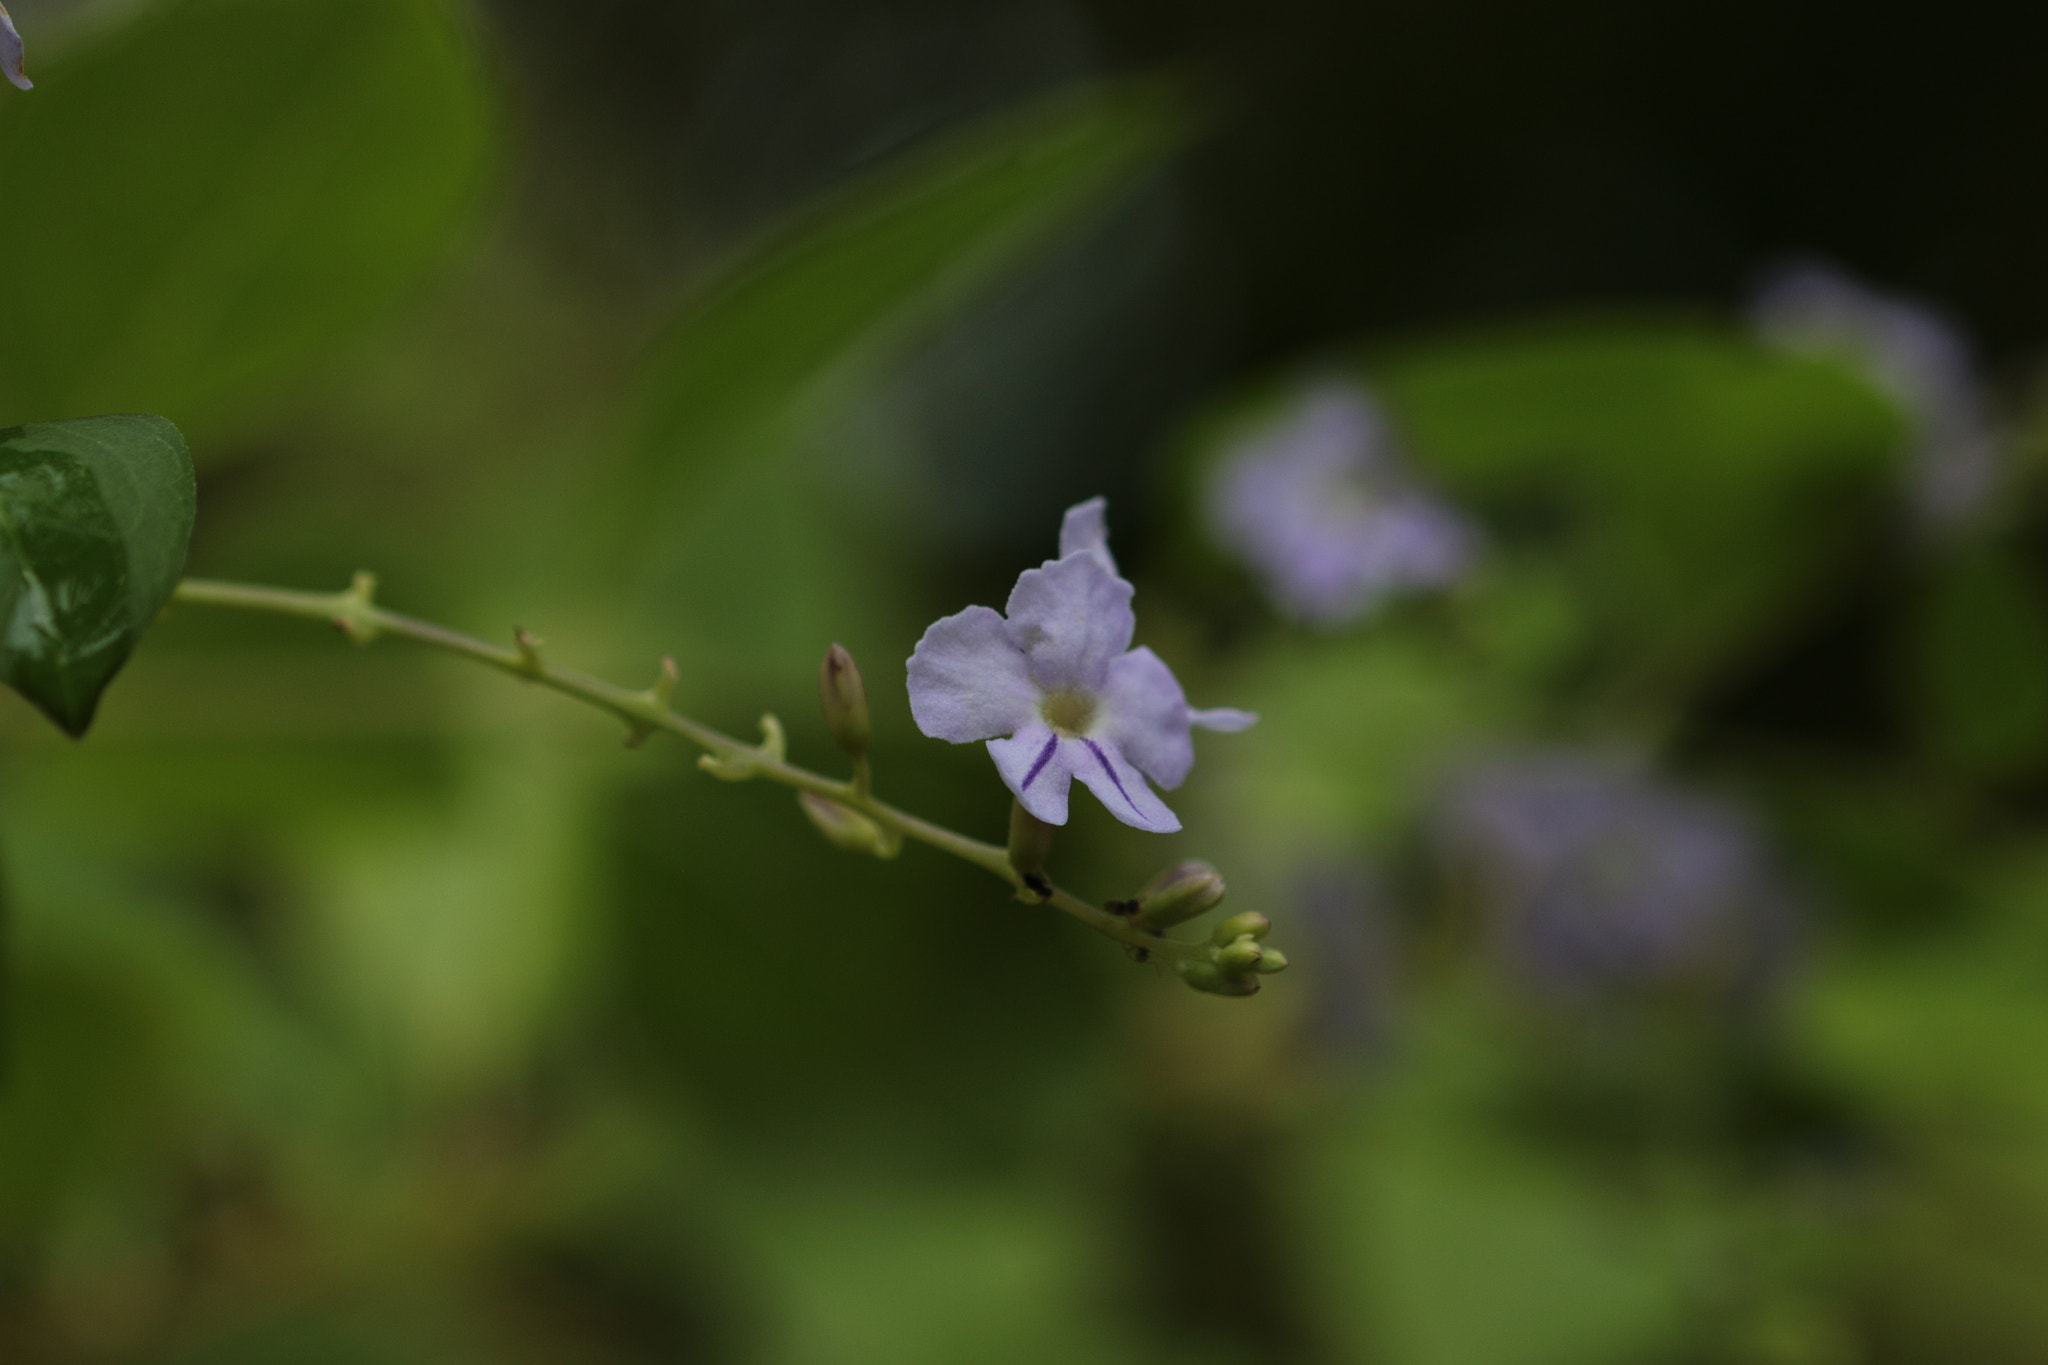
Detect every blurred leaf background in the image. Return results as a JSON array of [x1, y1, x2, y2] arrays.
[[5, 0, 2048, 1361]]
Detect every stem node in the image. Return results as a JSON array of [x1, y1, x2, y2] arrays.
[[334, 571, 381, 646], [513, 628, 546, 679]]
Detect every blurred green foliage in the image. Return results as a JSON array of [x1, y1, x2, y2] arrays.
[[3, 3, 2048, 1364], [1374, 319, 1899, 703], [0, 0, 492, 444]]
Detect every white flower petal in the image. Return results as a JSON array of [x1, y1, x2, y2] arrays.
[[988, 722, 1072, 824], [1101, 646, 1194, 789], [907, 604, 1040, 743], [1, 3, 30, 91], [1002, 552, 1134, 692], [1069, 734, 1181, 833], [1057, 496, 1117, 575], [1190, 706, 1258, 732]]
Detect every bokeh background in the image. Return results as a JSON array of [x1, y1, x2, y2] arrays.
[[5, 0, 2048, 1361]]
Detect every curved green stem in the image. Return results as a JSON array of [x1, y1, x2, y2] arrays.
[[170, 576, 1198, 962]]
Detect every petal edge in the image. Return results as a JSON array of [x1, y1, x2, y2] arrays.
[[907, 604, 1039, 742]]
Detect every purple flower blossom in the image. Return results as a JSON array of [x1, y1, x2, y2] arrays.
[[907, 498, 1255, 833], [1750, 259, 1996, 529], [1206, 380, 1475, 627], [1437, 755, 1794, 999], [0, 3, 29, 92]]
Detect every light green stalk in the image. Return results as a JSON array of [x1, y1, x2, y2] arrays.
[[171, 575, 1203, 962]]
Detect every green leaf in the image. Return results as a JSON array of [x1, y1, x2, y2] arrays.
[[629, 79, 1190, 506], [0, 415, 194, 736], [0, 0, 493, 444], [1368, 316, 1903, 696], [1906, 543, 2048, 779]]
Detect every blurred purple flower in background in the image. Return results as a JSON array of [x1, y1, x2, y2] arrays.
[[908, 498, 1255, 833], [1205, 379, 1475, 627], [1750, 259, 1997, 530], [1437, 754, 1796, 1001], [0, 2, 30, 91]]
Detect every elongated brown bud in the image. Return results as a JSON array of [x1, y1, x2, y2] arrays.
[[818, 643, 871, 762]]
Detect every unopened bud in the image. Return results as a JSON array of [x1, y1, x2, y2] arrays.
[[818, 643, 871, 762], [1210, 912, 1270, 945], [1130, 861, 1226, 930], [1215, 936, 1264, 972], [1177, 959, 1261, 997], [1253, 947, 1288, 974], [1009, 800, 1057, 894], [798, 791, 896, 858]]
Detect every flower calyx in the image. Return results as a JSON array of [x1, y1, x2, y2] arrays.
[[1008, 800, 1058, 900]]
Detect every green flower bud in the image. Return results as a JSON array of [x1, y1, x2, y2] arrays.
[[1177, 959, 1261, 997], [1008, 800, 1058, 895], [1210, 911, 1270, 945], [1253, 947, 1289, 974], [798, 791, 896, 858], [1215, 935, 1264, 972], [1130, 860, 1226, 930], [818, 643, 871, 762]]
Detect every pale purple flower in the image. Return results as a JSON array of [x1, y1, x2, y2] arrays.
[[1750, 259, 1996, 529], [0, 3, 29, 92], [907, 498, 1255, 833], [1206, 379, 1475, 627], [1437, 755, 1795, 1000]]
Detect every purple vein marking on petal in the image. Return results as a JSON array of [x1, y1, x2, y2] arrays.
[[1083, 739, 1136, 812], [1020, 733, 1060, 790]]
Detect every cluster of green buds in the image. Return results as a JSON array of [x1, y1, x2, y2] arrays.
[[1111, 862, 1287, 995], [1178, 911, 1287, 996]]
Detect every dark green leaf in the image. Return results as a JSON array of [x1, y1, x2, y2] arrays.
[[0, 0, 493, 445], [1370, 316, 1903, 695], [0, 415, 194, 736], [629, 80, 1190, 506], [1907, 543, 2048, 779]]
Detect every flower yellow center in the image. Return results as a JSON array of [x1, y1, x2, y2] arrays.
[[1039, 688, 1097, 735]]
